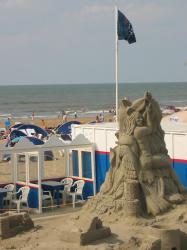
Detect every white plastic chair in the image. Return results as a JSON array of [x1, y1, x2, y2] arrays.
[[61, 178, 73, 192], [3, 183, 14, 207], [42, 190, 53, 209], [59, 178, 73, 203], [66, 180, 85, 208], [11, 186, 30, 213]]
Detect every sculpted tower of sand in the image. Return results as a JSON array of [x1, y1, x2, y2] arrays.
[[86, 92, 185, 217]]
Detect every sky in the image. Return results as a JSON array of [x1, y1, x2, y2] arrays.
[[0, 0, 186, 85]]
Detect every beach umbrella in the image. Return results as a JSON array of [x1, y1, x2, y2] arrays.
[[56, 121, 81, 135]]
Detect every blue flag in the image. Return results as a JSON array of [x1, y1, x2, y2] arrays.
[[117, 10, 136, 44]]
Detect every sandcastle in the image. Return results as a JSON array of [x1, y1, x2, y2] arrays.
[[62, 92, 187, 249]]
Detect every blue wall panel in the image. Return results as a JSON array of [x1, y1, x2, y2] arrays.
[[72, 150, 79, 176], [28, 188, 39, 208], [95, 152, 110, 192], [95, 153, 187, 192], [82, 152, 92, 179], [16, 184, 39, 208], [82, 181, 94, 199], [173, 161, 187, 187]]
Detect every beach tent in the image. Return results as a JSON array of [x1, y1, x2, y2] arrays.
[[55, 121, 81, 135], [10, 123, 24, 130], [16, 124, 48, 138], [8, 134, 44, 146], [11, 136, 26, 143], [9, 130, 27, 140]]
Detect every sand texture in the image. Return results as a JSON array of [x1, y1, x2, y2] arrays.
[[1, 202, 187, 249]]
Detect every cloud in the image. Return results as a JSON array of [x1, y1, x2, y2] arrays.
[[0, 33, 33, 48], [80, 5, 113, 16], [0, 0, 29, 8]]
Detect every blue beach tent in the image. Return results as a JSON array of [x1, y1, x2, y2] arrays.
[[11, 123, 24, 130], [6, 136, 44, 148], [24, 136, 44, 145], [56, 121, 81, 135], [10, 130, 27, 140], [16, 124, 48, 138], [11, 136, 26, 143]]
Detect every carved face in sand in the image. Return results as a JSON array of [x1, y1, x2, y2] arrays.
[[135, 114, 144, 127]]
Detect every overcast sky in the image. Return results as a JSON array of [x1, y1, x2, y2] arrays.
[[0, 0, 186, 85]]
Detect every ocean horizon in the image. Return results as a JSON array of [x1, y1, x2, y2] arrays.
[[0, 82, 187, 120]]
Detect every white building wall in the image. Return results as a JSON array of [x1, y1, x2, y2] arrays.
[[72, 122, 187, 160]]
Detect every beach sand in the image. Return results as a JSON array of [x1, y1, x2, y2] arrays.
[[1, 201, 187, 249], [162, 108, 187, 123], [0, 113, 114, 131]]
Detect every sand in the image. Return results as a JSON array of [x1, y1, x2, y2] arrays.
[[0, 113, 114, 131], [1, 201, 187, 249], [162, 108, 187, 123]]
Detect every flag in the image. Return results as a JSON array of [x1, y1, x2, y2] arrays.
[[117, 10, 136, 44]]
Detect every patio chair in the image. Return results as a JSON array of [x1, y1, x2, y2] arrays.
[[65, 180, 85, 208], [3, 183, 14, 207], [10, 186, 30, 213], [42, 190, 53, 209], [59, 177, 73, 203], [60, 178, 73, 191]]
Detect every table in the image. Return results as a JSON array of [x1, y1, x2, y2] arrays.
[[41, 181, 65, 205], [0, 188, 8, 210]]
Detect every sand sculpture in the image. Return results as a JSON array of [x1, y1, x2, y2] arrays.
[[61, 92, 187, 248], [86, 92, 185, 217]]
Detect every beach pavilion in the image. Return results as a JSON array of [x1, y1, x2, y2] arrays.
[[0, 134, 96, 213]]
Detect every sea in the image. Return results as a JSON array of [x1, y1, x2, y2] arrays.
[[0, 82, 187, 120]]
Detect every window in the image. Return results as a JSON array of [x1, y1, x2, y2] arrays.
[[72, 150, 79, 177], [17, 154, 26, 182], [82, 151, 92, 179], [43, 149, 66, 179], [0, 152, 12, 184], [29, 154, 38, 181]]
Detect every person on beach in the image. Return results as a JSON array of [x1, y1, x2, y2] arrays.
[[58, 110, 65, 118], [4, 117, 11, 131], [41, 119, 46, 129], [62, 113, 67, 123], [99, 113, 104, 122], [96, 115, 100, 123], [74, 111, 77, 119], [31, 111, 35, 121]]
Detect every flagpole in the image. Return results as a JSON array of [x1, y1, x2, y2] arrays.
[[115, 6, 119, 123]]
